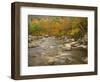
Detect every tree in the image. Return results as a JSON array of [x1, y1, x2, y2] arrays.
[[28, 15, 87, 39]]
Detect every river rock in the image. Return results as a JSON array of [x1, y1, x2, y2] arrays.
[[64, 43, 71, 50], [69, 39, 75, 42], [54, 58, 66, 64], [47, 57, 55, 65], [77, 45, 87, 49], [28, 38, 32, 43], [28, 42, 39, 48], [70, 42, 77, 46], [49, 45, 56, 49], [28, 35, 32, 38]]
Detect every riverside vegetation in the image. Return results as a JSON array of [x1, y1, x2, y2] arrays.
[[28, 15, 88, 66]]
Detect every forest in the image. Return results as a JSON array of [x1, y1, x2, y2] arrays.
[[28, 15, 88, 66], [28, 15, 87, 40]]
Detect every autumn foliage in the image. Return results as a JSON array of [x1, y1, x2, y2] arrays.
[[28, 15, 87, 40]]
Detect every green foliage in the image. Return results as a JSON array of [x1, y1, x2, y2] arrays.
[[28, 21, 43, 35]]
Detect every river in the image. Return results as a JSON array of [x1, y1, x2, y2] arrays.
[[28, 36, 87, 66]]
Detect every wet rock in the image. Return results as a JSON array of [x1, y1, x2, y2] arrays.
[[70, 42, 77, 45], [64, 43, 71, 50], [32, 36, 38, 40], [72, 43, 79, 47], [28, 42, 39, 48], [28, 35, 32, 38], [47, 57, 55, 65], [44, 35, 49, 38], [60, 52, 70, 56], [49, 45, 56, 49], [28, 38, 32, 43], [69, 39, 75, 42], [77, 45, 87, 49]]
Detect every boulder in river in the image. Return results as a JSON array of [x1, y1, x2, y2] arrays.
[[77, 45, 87, 49], [28, 42, 39, 48], [64, 43, 72, 50], [46, 56, 55, 65]]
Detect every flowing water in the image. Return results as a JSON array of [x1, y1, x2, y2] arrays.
[[28, 36, 87, 66]]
